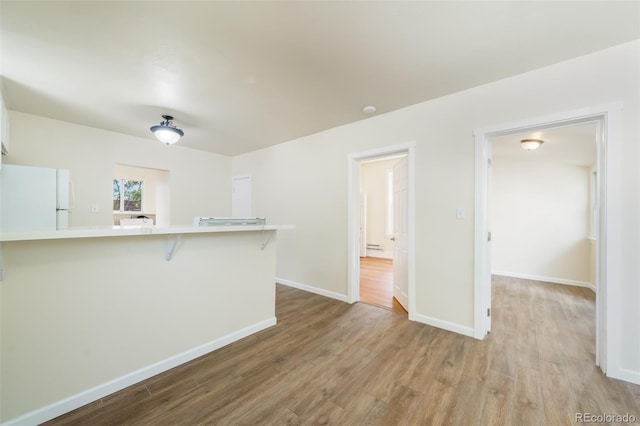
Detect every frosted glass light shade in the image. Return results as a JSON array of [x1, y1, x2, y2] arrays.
[[150, 115, 184, 145], [521, 139, 543, 150], [152, 127, 182, 144]]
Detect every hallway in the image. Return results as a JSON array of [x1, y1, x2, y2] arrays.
[[359, 257, 406, 313]]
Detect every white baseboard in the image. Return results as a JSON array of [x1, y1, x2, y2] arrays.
[[493, 271, 595, 292], [276, 279, 474, 338], [608, 367, 640, 386], [410, 312, 475, 338], [276, 277, 349, 303], [3, 318, 277, 426], [365, 250, 393, 259]]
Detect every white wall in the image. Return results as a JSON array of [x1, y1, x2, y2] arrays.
[[4, 112, 231, 226], [232, 40, 640, 375], [491, 159, 591, 285], [0, 233, 2, 423], [361, 158, 398, 258], [0, 141, 3, 424]]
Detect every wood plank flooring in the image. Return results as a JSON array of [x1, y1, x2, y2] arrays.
[[359, 256, 406, 313], [46, 276, 639, 425]]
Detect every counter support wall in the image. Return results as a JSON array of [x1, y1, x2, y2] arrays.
[[1, 230, 278, 424]]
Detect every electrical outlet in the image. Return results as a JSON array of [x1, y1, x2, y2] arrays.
[[91, 204, 99, 213]]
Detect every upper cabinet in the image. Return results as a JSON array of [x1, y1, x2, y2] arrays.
[[1, 90, 10, 155]]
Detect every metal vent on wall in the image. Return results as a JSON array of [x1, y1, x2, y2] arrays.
[[193, 217, 266, 227]]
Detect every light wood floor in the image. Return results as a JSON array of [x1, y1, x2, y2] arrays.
[[46, 277, 639, 425], [359, 256, 406, 313]]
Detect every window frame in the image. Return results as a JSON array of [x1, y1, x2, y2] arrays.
[[113, 178, 143, 213]]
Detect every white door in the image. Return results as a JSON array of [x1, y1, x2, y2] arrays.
[[231, 175, 252, 217], [485, 148, 493, 333], [360, 191, 367, 257], [393, 157, 409, 311]]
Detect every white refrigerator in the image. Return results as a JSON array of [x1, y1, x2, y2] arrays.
[[1, 164, 73, 231]]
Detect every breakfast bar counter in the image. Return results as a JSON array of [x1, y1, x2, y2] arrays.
[[0, 224, 294, 242], [0, 225, 292, 424]]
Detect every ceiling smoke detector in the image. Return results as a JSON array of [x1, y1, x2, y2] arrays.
[[362, 105, 377, 115]]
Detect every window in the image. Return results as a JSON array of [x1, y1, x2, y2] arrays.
[[113, 179, 143, 212], [385, 169, 393, 238]]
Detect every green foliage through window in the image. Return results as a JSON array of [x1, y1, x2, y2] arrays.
[[113, 180, 121, 211], [113, 179, 142, 212]]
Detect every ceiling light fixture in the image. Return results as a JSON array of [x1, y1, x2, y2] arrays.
[[150, 115, 184, 145], [362, 105, 377, 114], [521, 138, 544, 150]]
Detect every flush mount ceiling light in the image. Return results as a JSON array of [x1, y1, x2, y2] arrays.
[[150, 115, 184, 145], [521, 138, 544, 150]]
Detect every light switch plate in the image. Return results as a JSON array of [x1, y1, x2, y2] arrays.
[[456, 207, 465, 220], [91, 204, 99, 213]]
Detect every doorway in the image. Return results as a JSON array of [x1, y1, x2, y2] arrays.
[[347, 142, 416, 319], [474, 103, 623, 377], [113, 164, 170, 227], [359, 155, 407, 313], [490, 123, 597, 290], [489, 122, 598, 373]]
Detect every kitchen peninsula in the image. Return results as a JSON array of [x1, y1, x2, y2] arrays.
[[0, 224, 292, 424]]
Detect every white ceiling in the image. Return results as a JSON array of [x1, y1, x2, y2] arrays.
[[491, 122, 597, 167], [1, 1, 638, 156]]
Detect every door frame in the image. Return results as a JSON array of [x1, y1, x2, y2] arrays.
[[347, 142, 416, 318], [473, 103, 623, 378]]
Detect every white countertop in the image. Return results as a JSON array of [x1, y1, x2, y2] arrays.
[[1, 224, 294, 242]]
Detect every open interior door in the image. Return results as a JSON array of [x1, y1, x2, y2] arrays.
[[393, 156, 409, 311], [360, 191, 367, 257]]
